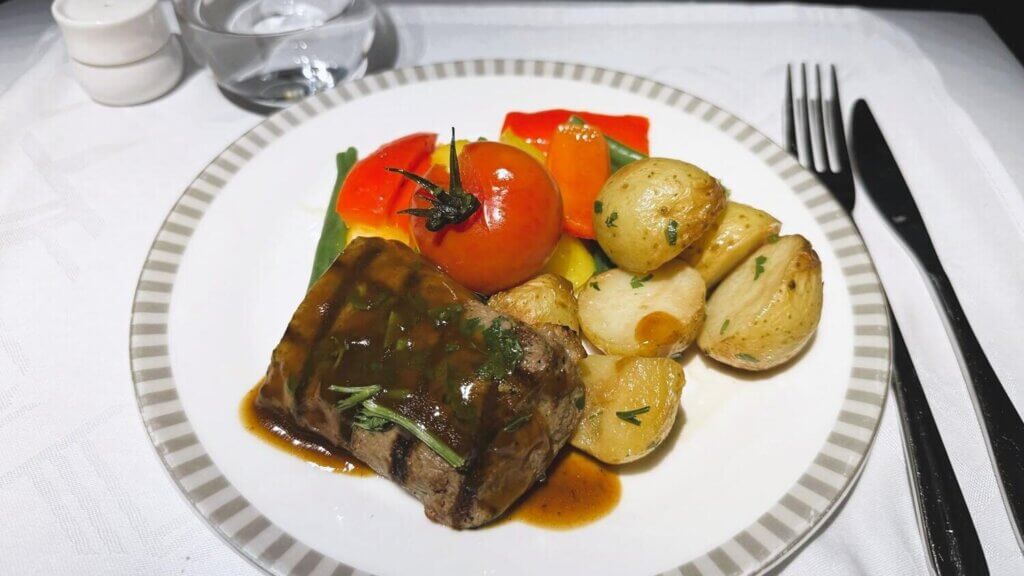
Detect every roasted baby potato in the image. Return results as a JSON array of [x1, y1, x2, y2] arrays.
[[698, 235, 823, 370], [488, 274, 580, 333], [593, 158, 726, 273], [681, 201, 781, 288], [577, 261, 705, 357], [571, 355, 685, 464]]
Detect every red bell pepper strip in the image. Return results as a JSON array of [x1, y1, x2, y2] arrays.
[[335, 132, 437, 232], [501, 109, 649, 155]]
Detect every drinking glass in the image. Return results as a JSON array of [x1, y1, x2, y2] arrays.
[[176, 0, 376, 108]]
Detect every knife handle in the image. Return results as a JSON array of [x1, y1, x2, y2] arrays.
[[890, 312, 988, 575], [922, 263, 1024, 546]]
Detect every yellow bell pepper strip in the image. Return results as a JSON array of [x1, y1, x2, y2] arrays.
[[430, 139, 469, 169], [542, 234, 597, 291], [499, 129, 546, 164]]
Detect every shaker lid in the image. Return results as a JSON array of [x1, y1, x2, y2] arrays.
[[52, 0, 173, 66]]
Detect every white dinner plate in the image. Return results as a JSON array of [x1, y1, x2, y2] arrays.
[[129, 60, 891, 576]]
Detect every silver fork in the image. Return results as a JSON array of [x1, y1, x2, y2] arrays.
[[786, 63, 987, 575]]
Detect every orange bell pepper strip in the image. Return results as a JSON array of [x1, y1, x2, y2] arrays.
[[502, 109, 649, 155], [335, 132, 437, 232], [546, 122, 610, 239]]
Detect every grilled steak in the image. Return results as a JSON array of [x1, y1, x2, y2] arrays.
[[256, 237, 584, 528]]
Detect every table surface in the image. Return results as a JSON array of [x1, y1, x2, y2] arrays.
[[1, 1, 1022, 575]]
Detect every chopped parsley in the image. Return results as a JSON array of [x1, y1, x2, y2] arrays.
[[754, 255, 767, 280], [665, 219, 679, 246], [477, 317, 524, 382], [574, 395, 585, 410], [630, 273, 653, 289], [350, 289, 391, 311], [383, 389, 413, 400], [428, 303, 464, 328], [349, 295, 372, 311], [330, 336, 348, 369], [460, 316, 482, 337], [720, 319, 730, 335], [767, 233, 780, 244], [352, 409, 390, 432], [503, 414, 531, 433], [604, 211, 619, 228], [329, 384, 381, 412], [383, 310, 402, 347], [445, 342, 460, 353], [590, 281, 601, 291], [616, 406, 650, 426], [285, 375, 301, 395], [594, 200, 603, 214], [736, 353, 759, 363]]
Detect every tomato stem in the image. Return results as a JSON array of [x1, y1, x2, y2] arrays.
[[390, 128, 480, 232]]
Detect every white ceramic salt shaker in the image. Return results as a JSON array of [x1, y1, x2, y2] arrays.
[[52, 0, 184, 106]]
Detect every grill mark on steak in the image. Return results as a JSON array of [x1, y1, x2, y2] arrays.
[[451, 368, 503, 524], [389, 433, 415, 483]]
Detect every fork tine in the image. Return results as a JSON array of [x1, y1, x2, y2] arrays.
[[811, 64, 830, 172], [784, 64, 797, 156], [827, 65, 850, 172], [799, 63, 814, 169]]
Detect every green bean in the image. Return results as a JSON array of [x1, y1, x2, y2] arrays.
[[308, 147, 358, 289]]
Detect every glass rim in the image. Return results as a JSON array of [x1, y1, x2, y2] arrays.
[[175, 0, 376, 39]]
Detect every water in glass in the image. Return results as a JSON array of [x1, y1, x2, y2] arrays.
[[177, 0, 376, 108]]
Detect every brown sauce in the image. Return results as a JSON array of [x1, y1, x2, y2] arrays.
[[507, 450, 621, 529], [239, 385, 371, 476], [243, 382, 621, 527]]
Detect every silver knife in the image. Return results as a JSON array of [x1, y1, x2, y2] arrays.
[[851, 99, 1024, 549]]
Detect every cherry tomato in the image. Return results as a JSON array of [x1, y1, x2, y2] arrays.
[[409, 142, 563, 294]]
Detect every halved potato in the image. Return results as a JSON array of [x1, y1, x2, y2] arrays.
[[488, 274, 579, 333], [681, 201, 781, 288], [577, 260, 705, 357], [698, 234, 823, 370], [571, 355, 685, 464], [593, 158, 726, 273]]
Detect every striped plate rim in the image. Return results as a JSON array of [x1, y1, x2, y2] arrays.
[[129, 59, 891, 576]]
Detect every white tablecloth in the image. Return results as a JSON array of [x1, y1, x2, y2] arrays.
[[2, 1, 1022, 574]]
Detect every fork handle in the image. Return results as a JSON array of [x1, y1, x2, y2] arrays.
[[890, 312, 989, 574], [921, 261, 1024, 548]]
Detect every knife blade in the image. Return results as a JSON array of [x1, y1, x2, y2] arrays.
[[852, 99, 1024, 549], [889, 314, 988, 574]]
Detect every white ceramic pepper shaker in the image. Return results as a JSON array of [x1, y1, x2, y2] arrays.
[[52, 0, 184, 106]]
